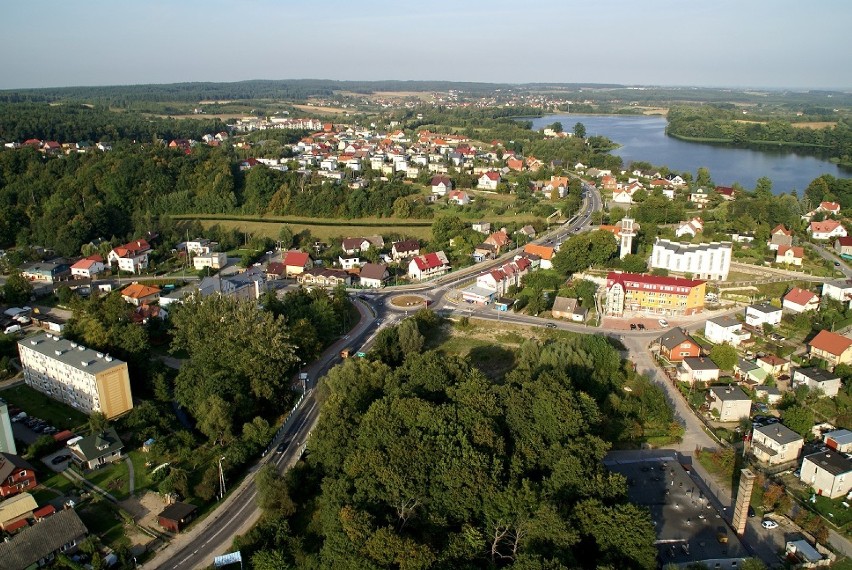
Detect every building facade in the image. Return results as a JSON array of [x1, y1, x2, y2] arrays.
[[604, 272, 706, 317], [650, 238, 732, 280], [17, 333, 133, 419]]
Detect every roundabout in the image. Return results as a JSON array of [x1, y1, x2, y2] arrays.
[[388, 294, 430, 310]]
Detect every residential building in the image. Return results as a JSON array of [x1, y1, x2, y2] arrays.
[[756, 355, 789, 378], [824, 429, 852, 453], [0, 492, 37, 530], [193, 252, 228, 271], [735, 358, 768, 386], [679, 357, 720, 385], [716, 186, 736, 200], [70, 255, 105, 279], [0, 453, 35, 498], [808, 330, 852, 369], [338, 256, 361, 270], [820, 201, 842, 216], [472, 221, 491, 235], [650, 238, 732, 280], [809, 219, 847, 240], [751, 423, 804, 466], [17, 332, 133, 419], [775, 245, 804, 266], [551, 297, 587, 322], [822, 279, 852, 308], [768, 224, 793, 251], [68, 428, 124, 470], [0, 508, 88, 568], [408, 251, 451, 281], [341, 237, 372, 255], [182, 239, 213, 256], [120, 283, 161, 307], [674, 217, 704, 238], [656, 328, 701, 363], [744, 302, 782, 328], [477, 171, 500, 190], [20, 261, 71, 283], [430, 175, 452, 196], [835, 236, 852, 258], [704, 315, 750, 346], [783, 287, 820, 313], [281, 250, 313, 277], [359, 263, 389, 289], [447, 190, 470, 206], [297, 268, 351, 288], [391, 239, 420, 261], [523, 244, 555, 270], [485, 229, 511, 253], [604, 272, 706, 317], [754, 385, 782, 405], [108, 239, 151, 274], [793, 367, 842, 398], [707, 386, 751, 422], [800, 451, 852, 499], [196, 267, 266, 301], [475, 258, 531, 297], [158, 502, 199, 533], [689, 187, 711, 208], [0, 399, 15, 455]]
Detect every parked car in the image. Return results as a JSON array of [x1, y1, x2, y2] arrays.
[[630, 323, 637, 330], [11, 412, 27, 423], [658, 319, 669, 327], [637, 323, 646, 330], [761, 520, 778, 530], [51, 454, 71, 465], [3, 324, 22, 335], [545, 323, 557, 329]]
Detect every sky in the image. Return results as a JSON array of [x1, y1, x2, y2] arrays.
[[2, 0, 850, 90]]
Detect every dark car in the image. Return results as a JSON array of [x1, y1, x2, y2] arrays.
[[637, 323, 646, 330], [545, 323, 557, 329], [630, 323, 637, 330], [748, 506, 755, 518], [51, 454, 71, 465]]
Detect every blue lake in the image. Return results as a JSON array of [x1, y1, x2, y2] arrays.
[[528, 114, 849, 194]]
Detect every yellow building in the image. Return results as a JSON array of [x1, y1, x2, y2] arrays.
[[605, 272, 706, 316], [18, 333, 133, 419]]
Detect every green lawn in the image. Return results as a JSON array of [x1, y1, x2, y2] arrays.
[[0, 384, 89, 430], [128, 450, 154, 494], [38, 471, 80, 497], [77, 501, 126, 548], [86, 460, 131, 501]]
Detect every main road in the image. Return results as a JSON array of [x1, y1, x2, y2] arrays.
[[148, 183, 603, 568]]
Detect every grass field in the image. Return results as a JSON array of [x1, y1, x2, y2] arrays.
[[0, 384, 89, 431], [86, 460, 131, 501], [77, 501, 127, 547], [189, 218, 434, 241]]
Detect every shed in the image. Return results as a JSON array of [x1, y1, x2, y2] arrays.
[[158, 501, 198, 533]]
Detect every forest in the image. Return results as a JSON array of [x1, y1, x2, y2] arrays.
[[666, 105, 852, 165], [233, 313, 677, 569]]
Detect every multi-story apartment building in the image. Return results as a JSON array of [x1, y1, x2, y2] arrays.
[[604, 272, 706, 317], [17, 333, 133, 419], [650, 238, 732, 281]]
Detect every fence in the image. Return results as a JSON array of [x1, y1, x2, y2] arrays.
[[263, 390, 309, 457]]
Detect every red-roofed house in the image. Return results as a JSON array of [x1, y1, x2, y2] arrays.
[[70, 255, 105, 279], [447, 190, 470, 206], [506, 157, 524, 172], [835, 236, 852, 258], [523, 244, 555, 270], [809, 330, 852, 369], [716, 186, 736, 200], [0, 454, 36, 498], [478, 171, 501, 190], [820, 201, 841, 216], [121, 283, 161, 307], [108, 239, 151, 274], [408, 251, 450, 281], [604, 272, 706, 317], [776, 245, 804, 266], [485, 230, 512, 253], [809, 220, 847, 241], [281, 251, 313, 278], [783, 287, 820, 313], [768, 224, 793, 251]]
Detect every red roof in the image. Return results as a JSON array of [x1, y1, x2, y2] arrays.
[[777, 245, 804, 258], [771, 224, 792, 236], [266, 262, 286, 275], [482, 171, 500, 181], [4, 518, 28, 533], [606, 272, 705, 291], [716, 186, 735, 196], [784, 287, 818, 306], [810, 220, 844, 234], [809, 329, 852, 356], [282, 251, 310, 268], [430, 175, 451, 186], [113, 239, 151, 258], [821, 201, 841, 212], [836, 236, 852, 247], [33, 504, 56, 520], [413, 252, 446, 271], [71, 258, 100, 270]]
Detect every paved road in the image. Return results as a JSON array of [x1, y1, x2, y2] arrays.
[[805, 242, 852, 279]]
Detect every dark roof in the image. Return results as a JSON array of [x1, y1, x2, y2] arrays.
[[0, 508, 88, 568], [747, 302, 780, 314], [71, 427, 123, 461], [359, 263, 388, 281], [0, 453, 35, 482], [795, 367, 840, 383], [708, 315, 740, 328], [754, 423, 802, 445], [709, 385, 749, 401], [159, 501, 198, 522], [393, 239, 420, 253], [657, 327, 690, 350], [684, 357, 719, 371], [805, 451, 852, 476]]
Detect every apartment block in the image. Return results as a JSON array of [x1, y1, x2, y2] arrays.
[[650, 238, 732, 281], [17, 333, 133, 419]]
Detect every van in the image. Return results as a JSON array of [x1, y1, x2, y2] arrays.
[[3, 324, 22, 335]]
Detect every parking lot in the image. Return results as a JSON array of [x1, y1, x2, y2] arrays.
[[10, 412, 63, 445]]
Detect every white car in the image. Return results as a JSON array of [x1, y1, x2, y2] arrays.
[[761, 520, 778, 530], [658, 319, 668, 327]]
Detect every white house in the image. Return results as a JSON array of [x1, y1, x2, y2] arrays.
[[193, 252, 228, 271], [782, 287, 820, 313], [822, 279, 852, 308], [775, 245, 804, 266], [792, 367, 842, 398], [408, 251, 451, 281], [338, 256, 361, 270], [358, 263, 389, 289], [70, 256, 105, 279], [809, 220, 847, 241], [430, 175, 452, 196], [477, 171, 500, 190], [391, 239, 420, 261], [704, 315, 750, 346], [108, 239, 151, 274], [678, 357, 720, 385], [708, 386, 751, 422], [447, 190, 470, 206], [675, 217, 704, 238], [745, 302, 782, 328], [800, 451, 852, 499], [751, 423, 803, 466]]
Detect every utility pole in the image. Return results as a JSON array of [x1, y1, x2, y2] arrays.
[[218, 456, 226, 500]]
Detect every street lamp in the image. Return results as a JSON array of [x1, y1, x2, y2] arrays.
[[218, 456, 226, 500]]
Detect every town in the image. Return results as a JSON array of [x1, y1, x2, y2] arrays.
[[0, 28, 851, 568]]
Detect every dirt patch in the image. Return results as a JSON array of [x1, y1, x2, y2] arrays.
[[641, 108, 669, 116], [119, 491, 164, 553], [292, 103, 349, 115], [390, 294, 428, 308], [792, 121, 836, 129]]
